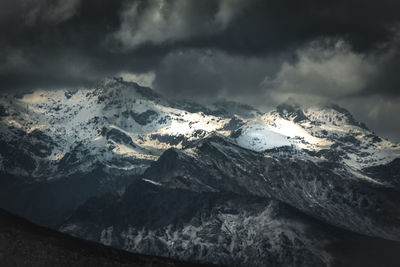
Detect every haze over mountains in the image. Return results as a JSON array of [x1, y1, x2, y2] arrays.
[[1, 78, 400, 266]]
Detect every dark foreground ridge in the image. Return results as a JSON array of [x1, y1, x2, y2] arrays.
[[0, 208, 221, 267]]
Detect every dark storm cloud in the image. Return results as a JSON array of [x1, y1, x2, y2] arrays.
[[1, 0, 400, 92], [113, 0, 400, 54], [0, 0, 169, 91], [362, 49, 400, 97], [153, 49, 284, 100], [211, 0, 400, 55]]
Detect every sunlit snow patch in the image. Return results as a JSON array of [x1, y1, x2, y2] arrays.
[[236, 124, 291, 152]]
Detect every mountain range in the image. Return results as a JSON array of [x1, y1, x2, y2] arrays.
[[1, 78, 400, 266]]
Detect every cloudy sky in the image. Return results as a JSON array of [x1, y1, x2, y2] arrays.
[[1, 0, 400, 141]]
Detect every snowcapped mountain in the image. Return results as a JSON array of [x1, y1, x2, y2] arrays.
[[0, 78, 237, 179], [233, 103, 399, 170], [1, 78, 397, 179], [1, 77, 400, 266]]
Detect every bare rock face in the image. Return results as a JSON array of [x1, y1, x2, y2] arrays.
[[60, 178, 400, 267]]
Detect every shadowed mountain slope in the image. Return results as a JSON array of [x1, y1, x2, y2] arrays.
[[0, 208, 219, 267]]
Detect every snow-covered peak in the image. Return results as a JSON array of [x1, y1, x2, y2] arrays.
[[231, 103, 399, 169], [303, 104, 368, 129], [0, 81, 231, 178]]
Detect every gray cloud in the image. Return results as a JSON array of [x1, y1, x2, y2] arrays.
[[23, 0, 80, 25], [153, 49, 281, 101], [262, 39, 378, 98], [113, 0, 252, 49]]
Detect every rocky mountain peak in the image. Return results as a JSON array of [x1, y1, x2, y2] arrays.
[[95, 77, 165, 104], [276, 103, 309, 123], [318, 103, 369, 130]]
